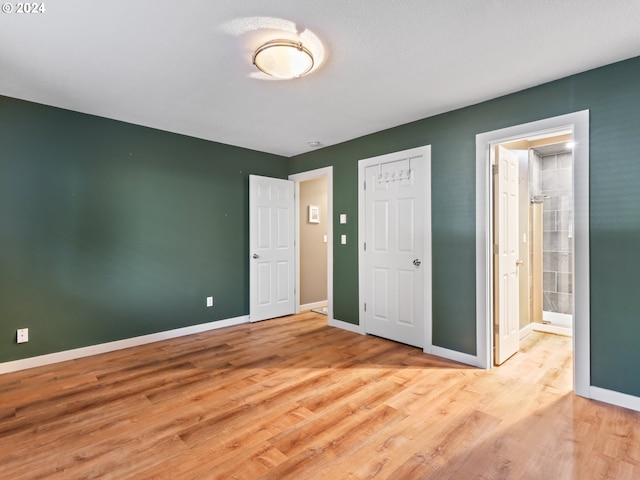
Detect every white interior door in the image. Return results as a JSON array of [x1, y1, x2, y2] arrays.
[[493, 146, 520, 364], [363, 155, 426, 347], [249, 175, 295, 322]]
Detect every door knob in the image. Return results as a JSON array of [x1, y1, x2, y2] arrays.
[[252, 254, 259, 259], [413, 259, 421, 267], [515, 259, 524, 266]]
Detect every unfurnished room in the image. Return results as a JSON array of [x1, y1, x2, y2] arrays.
[[1, 1, 640, 479]]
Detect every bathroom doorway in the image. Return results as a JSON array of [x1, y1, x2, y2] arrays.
[[497, 132, 574, 356], [476, 110, 590, 396]]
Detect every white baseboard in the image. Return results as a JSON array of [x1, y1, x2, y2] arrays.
[[590, 386, 640, 413], [543, 311, 573, 328], [301, 300, 328, 311], [328, 318, 365, 335], [520, 323, 535, 339], [532, 322, 572, 337], [429, 345, 482, 368], [0, 315, 250, 375]]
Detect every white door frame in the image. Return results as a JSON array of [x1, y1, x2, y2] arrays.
[[475, 110, 590, 398], [357, 146, 433, 352], [289, 167, 334, 323]]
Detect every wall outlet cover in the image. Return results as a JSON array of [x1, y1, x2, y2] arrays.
[[17, 328, 29, 343]]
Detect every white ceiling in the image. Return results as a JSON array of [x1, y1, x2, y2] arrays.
[[2, 1, 640, 157]]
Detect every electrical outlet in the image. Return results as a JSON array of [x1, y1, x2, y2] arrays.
[[206, 296, 214, 307], [17, 328, 28, 344]]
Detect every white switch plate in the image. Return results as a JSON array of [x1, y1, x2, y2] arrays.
[[323, 234, 328, 243], [206, 296, 214, 307], [17, 328, 28, 343], [340, 214, 347, 224], [341, 234, 347, 244]]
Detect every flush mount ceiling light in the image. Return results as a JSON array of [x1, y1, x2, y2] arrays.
[[252, 39, 314, 79]]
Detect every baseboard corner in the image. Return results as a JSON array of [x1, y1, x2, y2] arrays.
[[328, 318, 365, 335]]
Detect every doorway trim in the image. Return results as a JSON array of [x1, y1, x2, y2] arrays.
[[289, 167, 334, 323], [475, 110, 590, 398], [357, 146, 433, 351]]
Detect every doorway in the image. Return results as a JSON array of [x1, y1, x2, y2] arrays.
[[299, 177, 328, 313], [492, 134, 575, 365], [476, 110, 590, 398], [289, 167, 334, 322]]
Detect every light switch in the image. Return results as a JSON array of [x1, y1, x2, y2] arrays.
[[341, 234, 347, 244], [323, 234, 328, 243], [340, 214, 347, 224]]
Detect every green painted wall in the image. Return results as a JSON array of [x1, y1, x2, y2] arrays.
[[289, 55, 640, 397], [3, 56, 640, 399], [0, 96, 287, 362]]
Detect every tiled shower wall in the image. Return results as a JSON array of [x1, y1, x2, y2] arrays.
[[531, 152, 573, 315]]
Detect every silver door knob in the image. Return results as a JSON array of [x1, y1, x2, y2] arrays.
[[252, 254, 259, 259], [413, 259, 421, 267]]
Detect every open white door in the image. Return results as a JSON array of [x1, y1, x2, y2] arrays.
[[362, 150, 428, 348], [493, 146, 520, 364], [249, 175, 295, 322]]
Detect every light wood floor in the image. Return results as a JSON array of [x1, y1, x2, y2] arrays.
[[1, 312, 639, 479]]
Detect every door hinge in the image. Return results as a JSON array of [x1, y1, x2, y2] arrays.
[[364, 303, 367, 312], [364, 242, 367, 251], [494, 244, 499, 255], [492, 164, 499, 175], [364, 181, 367, 191]]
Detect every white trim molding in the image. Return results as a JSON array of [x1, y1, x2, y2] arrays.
[[543, 311, 572, 328], [532, 322, 572, 337], [430, 346, 483, 368], [300, 301, 328, 311], [520, 322, 535, 339], [329, 318, 365, 335], [0, 315, 250, 375], [590, 387, 640, 413]]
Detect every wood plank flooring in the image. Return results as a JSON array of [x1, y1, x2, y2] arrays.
[[1, 312, 639, 479]]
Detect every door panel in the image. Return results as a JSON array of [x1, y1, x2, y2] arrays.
[[249, 175, 295, 322], [494, 146, 520, 364], [397, 269, 415, 325], [364, 156, 425, 347]]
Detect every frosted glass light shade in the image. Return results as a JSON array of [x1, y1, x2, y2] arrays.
[[253, 40, 314, 79]]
